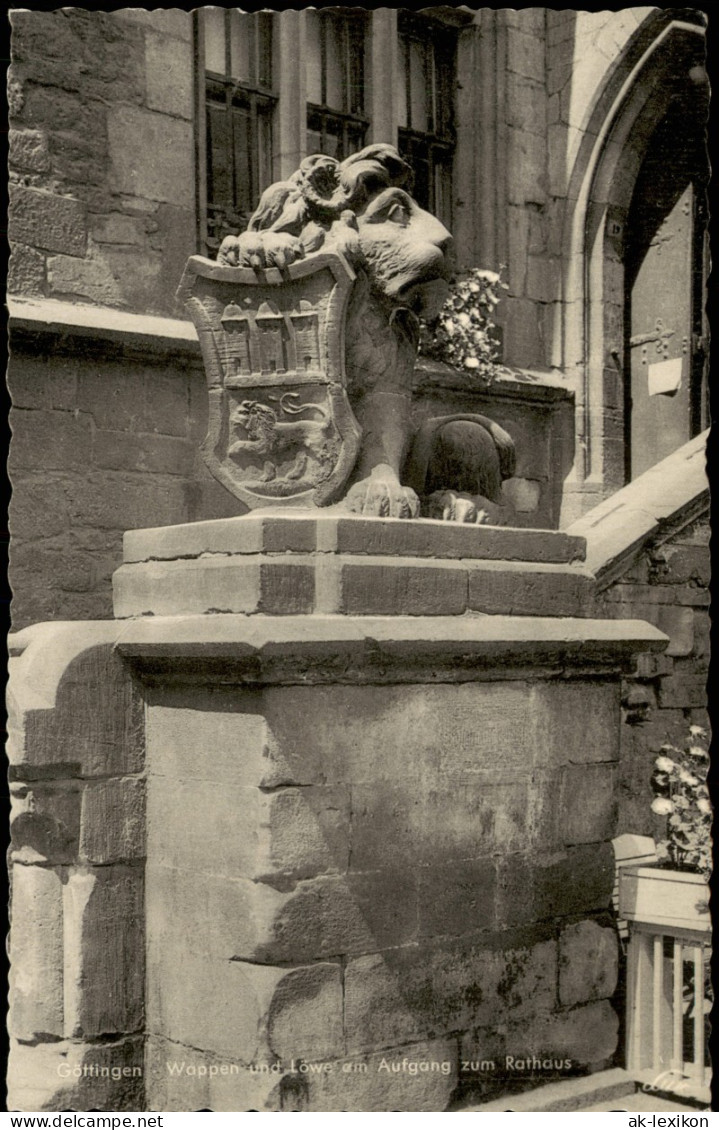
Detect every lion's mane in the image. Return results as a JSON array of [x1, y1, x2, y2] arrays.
[[246, 145, 413, 258]]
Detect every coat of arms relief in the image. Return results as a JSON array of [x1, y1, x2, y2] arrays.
[[179, 144, 516, 522]]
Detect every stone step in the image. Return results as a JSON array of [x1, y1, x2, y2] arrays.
[[454, 1068, 636, 1112], [454, 1068, 710, 1113]]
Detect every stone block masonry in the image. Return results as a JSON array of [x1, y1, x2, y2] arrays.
[[7, 603, 665, 1111], [7, 332, 244, 631], [8, 8, 194, 317], [567, 440, 710, 840]]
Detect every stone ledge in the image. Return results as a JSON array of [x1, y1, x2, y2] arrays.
[[112, 613, 667, 685], [414, 360, 575, 404], [123, 511, 586, 565], [7, 295, 200, 357]]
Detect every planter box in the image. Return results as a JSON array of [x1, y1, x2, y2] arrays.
[[619, 865, 710, 934]]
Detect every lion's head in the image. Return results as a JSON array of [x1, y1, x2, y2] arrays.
[[218, 145, 454, 321], [231, 400, 276, 441]]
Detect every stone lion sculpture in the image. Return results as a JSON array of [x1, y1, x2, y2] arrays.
[[218, 144, 515, 522]]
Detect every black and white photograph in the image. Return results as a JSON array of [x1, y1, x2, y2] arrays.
[[5, 4, 712, 1116]]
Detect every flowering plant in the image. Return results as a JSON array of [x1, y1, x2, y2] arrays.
[[418, 267, 509, 380], [651, 724, 711, 879]]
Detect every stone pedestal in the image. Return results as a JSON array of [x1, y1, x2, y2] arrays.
[[7, 515, 667, 1112]]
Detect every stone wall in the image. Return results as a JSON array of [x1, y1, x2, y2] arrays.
[[7, 330, 243, 630], [565, 436, 710, 844], [598, 514, 710, 838], [8, 8, 194, 317]]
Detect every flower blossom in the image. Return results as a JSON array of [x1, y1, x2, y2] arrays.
[[655, 755, 675, 772], [651, 797, 674, 816]]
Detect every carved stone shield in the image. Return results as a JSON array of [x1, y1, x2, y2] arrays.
[[177, 252, 362, 509]]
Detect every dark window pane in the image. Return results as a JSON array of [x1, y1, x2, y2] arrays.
[[323, 118, 343, 161], [347, 122, 367, 154], [202, 10, 276, 252], [409, 38, 429, 132], [307, 127, 324, 157], [231, 102, 252, 214], [207, 99, 232, 210], [347, 20, 365, 115]]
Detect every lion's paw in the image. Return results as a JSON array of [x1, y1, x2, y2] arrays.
[[218, 232, 304, 270], [425, 491, 489, 524], [344, 476, 420, 519]]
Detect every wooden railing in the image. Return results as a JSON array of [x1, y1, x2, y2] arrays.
[[614, 837, 711, 1106], [625, 924, 710, 1102]]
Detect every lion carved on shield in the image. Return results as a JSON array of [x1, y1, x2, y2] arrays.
[[218, 144, 515, 523], [229, 393, 338, 487]]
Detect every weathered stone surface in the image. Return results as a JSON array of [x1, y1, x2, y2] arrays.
[[92, 429, 193, 476], [650, 543, 710, 586], [266, 963, 344, 1061], [657, 672, 708, 709], [532, 844, 615, 920], [418, 859, 497, 936], [146, 690, 297, 788], [148, 777, 349, 881], [656, 605, 695, 657], [113, 557, 316, 617], [145, 31, 193, 118], [558, 920, 618, 1008], [467, 561, 595, 617], [340, 559, 469, 615], [80, 778, 146, 864], [344, 933, 556, 1055], [8, 864, 64, 1039], [8, 242, 46, 295], [63, 866, 144, 1037], [123, 512, 586, 565], [507, 1000, 619, 1067], [529, 681, 620, 766], [560, 763, 617, 845], [9, 185, 87, 255], [7, 624, 143, 778], [7, 1036, 144, 1113], [61, 471, 187, 533], [112, 8, 191, 38], [90, 212, 147, 245], [107, 106, 193, 206], [296, 1039, 458, 1112], [7, 354, 79, 413], [145, 1035, 210, 1112], [48, 253, 123, 305], [10, 780, 81, 864], [9, 407, 93, 472], [350, 779, 528, 871], [146, 861, 412, 965], [9, 127, 50, 172]]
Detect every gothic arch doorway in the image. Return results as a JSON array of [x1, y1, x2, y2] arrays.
[[557, 14, 708, 523], [624, 86, 709, 480]]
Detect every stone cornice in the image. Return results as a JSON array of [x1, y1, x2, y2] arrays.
[[7, 295, 201, 357]]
